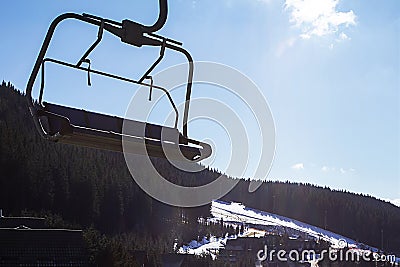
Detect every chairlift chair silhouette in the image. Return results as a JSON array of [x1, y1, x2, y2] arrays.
[[26, 0, 212, 162]]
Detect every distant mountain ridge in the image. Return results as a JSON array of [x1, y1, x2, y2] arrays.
[[0, 81, 399, 255]]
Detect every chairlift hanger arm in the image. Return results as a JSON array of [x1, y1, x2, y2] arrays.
[[142, 0, 168, 33], [27, 12, 164, 103], [26, 11, 194, 137], [138, 38, 167, 83], [76, 19, 104, 67], [25, 0, 213, 161]]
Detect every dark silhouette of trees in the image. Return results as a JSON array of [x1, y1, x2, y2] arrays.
[[1, 82, 399, 265]]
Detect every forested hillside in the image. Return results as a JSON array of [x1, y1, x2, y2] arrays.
[[1, 81, 399, 262]]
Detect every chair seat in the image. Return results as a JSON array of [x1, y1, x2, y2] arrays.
[[37, 102, 210, 161]]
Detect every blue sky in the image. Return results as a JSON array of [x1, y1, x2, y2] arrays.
[[1, 0, 399, 204]]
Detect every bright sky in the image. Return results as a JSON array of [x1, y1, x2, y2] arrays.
[[1, 0, 399, 204]]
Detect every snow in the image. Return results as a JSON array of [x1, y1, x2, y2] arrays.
[[178, 236, 227, 260], [177, 200, 399, 264], [211, 200, 358, 248]]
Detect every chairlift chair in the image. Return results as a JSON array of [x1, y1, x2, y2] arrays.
[[26, 0, 212, 162]]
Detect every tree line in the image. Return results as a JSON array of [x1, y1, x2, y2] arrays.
[[0, 81, 399, 265]]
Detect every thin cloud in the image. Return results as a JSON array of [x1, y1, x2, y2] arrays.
[[257, 0, 271, 3], [321, 166, 336, 172], [321, 166, 354, 174], [276, 37, 297, 57], [340, 167, 356, 174], [291, 163, 304, 170], [284, 0, 356, 40], [339, 32, 350, 41]]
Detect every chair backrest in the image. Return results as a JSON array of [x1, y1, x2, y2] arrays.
[[43, 102, 181, 142]]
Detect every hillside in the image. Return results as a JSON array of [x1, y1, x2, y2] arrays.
[[0, 81, 399, 258], [181, 201, 399, 265]]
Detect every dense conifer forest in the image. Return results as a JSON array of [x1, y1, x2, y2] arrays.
[[1, 82, 399, 265]]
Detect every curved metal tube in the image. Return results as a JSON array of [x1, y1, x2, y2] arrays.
[[142, 0, 168, 33], [165, 43, 193, 138], [26, 10, 194, 138], [26, 13, 103, 107]]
